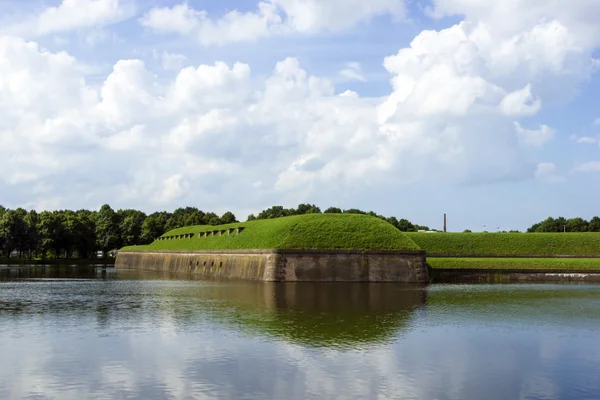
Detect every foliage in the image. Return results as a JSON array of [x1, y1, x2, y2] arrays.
[[428, 257, 600, 270], [123, 214, 421, 252], [408, 232, 600, 256], [0, 202, 430, 258], [526, 216, 600, 233]]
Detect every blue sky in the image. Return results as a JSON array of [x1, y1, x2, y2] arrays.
[[0, 0, 599, 231]]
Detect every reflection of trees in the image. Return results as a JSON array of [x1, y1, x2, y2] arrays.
[[227, 283, 428, 349], [1, 267, 427, 349]]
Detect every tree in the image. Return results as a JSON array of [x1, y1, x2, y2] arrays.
[[0, 209, 28, 258], [257, 206, 294, 219], [343, 208, 366, 215], [72, 210, 97, 258], [566, 217, 589, 232], [296, 203, 321, 215], [38, 211, 59, 259], [324, 207, 342, 214], [142, 212, 169, 243], [118, 209, 147, 247], [589, 216, 600, 232], [96, 204, 120, 257], [247, 214, 257, 221], [203, 212, 221, 225], [397, 218, 415, 232], [220, 211, 238, 224], [24, 210, 40, 259]]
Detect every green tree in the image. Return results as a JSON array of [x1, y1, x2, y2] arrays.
[[96, 204, 120, 257], [203, 212, 221, 225], [257, 206, 294, 219], [296, 204, 321, 215], [246, 214, 257, 221], [589, 216, 600, 232], [397, 218, 415, 232], [142, 212, 170, 243], [324, 207, 342, 214], [343, 208, 366, 215], [72, 210, 97, 258], [220, 211, 238, 224], [566, 217, 589, 232], [0, 209, 28, 258], [118, 209, 147, 246], [24, 210, 40, 259]]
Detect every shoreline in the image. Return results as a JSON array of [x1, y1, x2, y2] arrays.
[[0, 258, 115, 266]]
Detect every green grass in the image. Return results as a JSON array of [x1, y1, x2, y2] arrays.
[[428, 257, 600, 270], [407, 232, 600, 256], [123, 214, 421, 252]]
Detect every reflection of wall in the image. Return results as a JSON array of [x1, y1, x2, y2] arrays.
[[195, 282, 428, 348], [116, 250, 428, 282]]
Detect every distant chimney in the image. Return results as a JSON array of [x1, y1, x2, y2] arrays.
[[443, 213, 447, 233]]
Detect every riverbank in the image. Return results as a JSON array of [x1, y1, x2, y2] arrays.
[[0, 258, 115, 266]]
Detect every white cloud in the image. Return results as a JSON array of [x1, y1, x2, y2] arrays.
[[339, 62, 366, 82], [2, 0, 600, 211], [515, 122, 554, 147], [535, 163, 565, 183], [4, 0, 133, 37], [570, 134, 598, 144], [153, 50, 189, 71], [500, 84, 541, 116], [140, 0, 405, 45], [139, 3, 206, 35], [573, 161, 600, 172]]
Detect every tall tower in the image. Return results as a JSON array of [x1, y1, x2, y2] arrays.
[[443, 213, 447, 233]]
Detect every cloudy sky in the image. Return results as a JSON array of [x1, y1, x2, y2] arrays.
[[1, 0, 599, 231]]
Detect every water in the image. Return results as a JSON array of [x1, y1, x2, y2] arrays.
[[1, 266, 600, 399]]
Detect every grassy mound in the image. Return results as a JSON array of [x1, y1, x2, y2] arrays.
[[407, 232, 600, 257], [428, 258, 600, 270], [123, 214, 421, 252]]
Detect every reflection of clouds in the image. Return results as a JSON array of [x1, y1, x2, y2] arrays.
[[1, 281, 600, 399]]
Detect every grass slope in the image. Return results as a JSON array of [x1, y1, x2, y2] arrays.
[[407, 232, 600, 257], [428, 258, 600, 270], [123, 214, 421, 252]]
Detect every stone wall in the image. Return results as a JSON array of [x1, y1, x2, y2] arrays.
[[115, 249, 428, 283]]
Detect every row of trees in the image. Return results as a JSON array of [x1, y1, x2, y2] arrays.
[[247, 204, 430, 232], [0, 205, 238, 259], [527, 217, 600, 233], [0, 203, 429, 259]]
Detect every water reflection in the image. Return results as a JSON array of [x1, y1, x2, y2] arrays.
[[1, 267, 600, 399]]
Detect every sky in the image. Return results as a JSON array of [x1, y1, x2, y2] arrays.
[[1, 0, 600, 232]]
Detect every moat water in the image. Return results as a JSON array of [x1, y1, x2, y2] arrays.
[[1, 265, 600, 399]]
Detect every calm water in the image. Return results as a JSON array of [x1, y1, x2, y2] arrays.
[[1, 266, 600, 399]]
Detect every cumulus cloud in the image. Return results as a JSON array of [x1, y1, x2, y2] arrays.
[[514, 123, 554, 147], [3, 0, 133, 37], [2, 0, 600, 211], [500, 84, 541, 116], [140, 0, 405, 45]]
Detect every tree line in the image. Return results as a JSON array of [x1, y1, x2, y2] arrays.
[[0, 203, 429, 259], [527, 216, 600, 233]]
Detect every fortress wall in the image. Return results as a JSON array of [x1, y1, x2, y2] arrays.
[[115, 250, 278, 281], [115, 250, 428, 283]]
